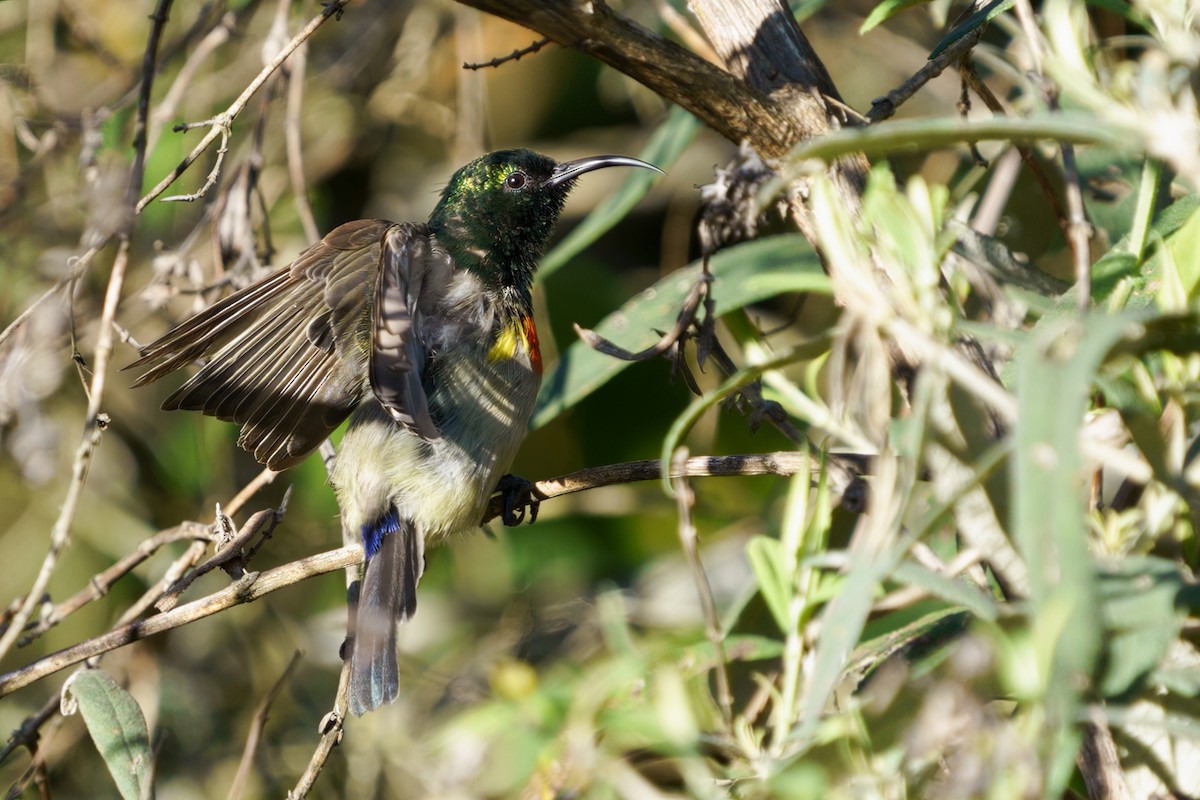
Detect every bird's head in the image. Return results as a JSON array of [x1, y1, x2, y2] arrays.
[[429, 149, 661, 299]]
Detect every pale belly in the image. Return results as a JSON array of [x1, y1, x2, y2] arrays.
[[332, 345, 539, 543]]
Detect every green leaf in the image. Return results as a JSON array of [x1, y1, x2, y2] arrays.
[[1012, 313, 1144, 794], [1096, 557, 1187, 697], [1093, 193, 1200, 306], [747, 535, 792, 633], [891, 560, 1000, 621], [539, 106, 699, 280], [785, 113, 1131, 165], [860, 0, 934, 34], [62, 669, 153, 800], [532, 234, 828, 429], [929, 0, 1013, 59], [680, 634, 786, 673]]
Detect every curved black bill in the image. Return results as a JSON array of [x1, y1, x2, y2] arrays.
[[548, 154, 664, 187]]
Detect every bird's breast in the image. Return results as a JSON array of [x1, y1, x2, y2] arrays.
[[487, 314, 541, 375], [334, 328, 540, 544]]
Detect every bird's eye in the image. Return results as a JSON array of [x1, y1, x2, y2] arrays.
[[504, 172, 527, 190]]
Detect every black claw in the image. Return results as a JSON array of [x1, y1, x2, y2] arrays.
[[496, 474, 541, 527]]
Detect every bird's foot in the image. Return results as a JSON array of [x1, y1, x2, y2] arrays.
[[496, 474, 541, 526]]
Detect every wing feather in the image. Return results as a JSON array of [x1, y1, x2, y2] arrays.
[[127, 218, 411, 470], [369, 224, 443, 440]]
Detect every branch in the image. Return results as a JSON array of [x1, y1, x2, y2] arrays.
[[452, 0, 806, 157], [1, 450, 863, 697], [0, 546, 363, 697], [135, 0, 351, 213], [463, 37, 550, 69], [481, 450, 864, 523]]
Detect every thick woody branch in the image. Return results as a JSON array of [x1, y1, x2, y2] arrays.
[[452, 0, 807, 157]]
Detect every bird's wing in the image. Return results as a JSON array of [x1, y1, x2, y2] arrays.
[[369, 223, 442, 440], [128, 219, 402, 470]]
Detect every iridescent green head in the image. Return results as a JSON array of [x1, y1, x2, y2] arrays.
[[429, 149, 661, 299]]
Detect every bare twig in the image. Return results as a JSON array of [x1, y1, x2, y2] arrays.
[[14, 524, 213, 644], [155, 507, 281, 612], [288, 657, 351, 798], [959, 58, 1068, 228], [462, 37, 550, 69], [135, 0, 351, 214], [160, 120, 230, 203], [867, 20, 987, 123], [0, 546, 363, 697], [227, 650, 304, 800], [284, 40, 320, 244], [671, 449, 734, 729], [147, 12, 236, 155], [0, 0, 174, 668], [1, 449, 870, 696], [481, 450, 866, 523], [571, 274, 709, 361]]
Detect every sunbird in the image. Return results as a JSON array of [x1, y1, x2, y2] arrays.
[[129, 149, 661, 714]]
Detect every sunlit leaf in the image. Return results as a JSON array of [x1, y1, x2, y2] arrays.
[[928, 0, 1012, 59], [61, 670, 153, 800], [860, 0, 934, 33], [533, 235, 828, 429]]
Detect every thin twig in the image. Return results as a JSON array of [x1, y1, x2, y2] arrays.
[[14, 524, 213, 644], [288, 657, 351, 798], [671, 448, 734, 729], [155, 508, 279, 612], [147, 12, 236, 156], [462, 37, 549, 69], [226, 467, 279, 517], [572, 273, 710, 362], [481, 450, 866, 523], [0, 546, 363, 697], [1, 450, 871, 697], [227, 650, 304, 800], [867, 19, 987, 123], [135, 0, 351, 214], [284, 40, 320, 244], [959, 58, 1068, 227], [0, 0, 173, 668], [160, 121, 230, 203]]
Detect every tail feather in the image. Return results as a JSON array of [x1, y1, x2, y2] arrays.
[[348, 513, 424, 715]]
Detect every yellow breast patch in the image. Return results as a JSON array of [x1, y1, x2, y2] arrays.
[[488, 315, 542, 374]]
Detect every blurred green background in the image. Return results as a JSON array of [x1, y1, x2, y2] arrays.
[[2, 0, 1171, 797]]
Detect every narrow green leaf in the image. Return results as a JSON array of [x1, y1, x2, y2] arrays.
[[929, 0, 1013, 59], [891, 560, 1000, 621], [539, 106, 699, 279], [681, 634, 786, 673], [1096, 557, 1186, 697], [746, 535, 792, 633], [782, 113, 1131, 166], [1012, 313, 1146, 795], [533, 235, 828, 429], [860, 0, 934, 34], [62, 669, 153, 800]]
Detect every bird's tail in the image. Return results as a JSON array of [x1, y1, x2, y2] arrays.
[[348, 512, 424, 716]]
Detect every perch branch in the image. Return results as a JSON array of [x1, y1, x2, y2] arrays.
[[1, 450, 863, 696]]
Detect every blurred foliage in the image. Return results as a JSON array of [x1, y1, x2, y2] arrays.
[[2, 0, 1200, 799]]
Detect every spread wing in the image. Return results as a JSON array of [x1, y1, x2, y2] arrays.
[[370, 224, 442, 440], [128, 219, 426, 470]]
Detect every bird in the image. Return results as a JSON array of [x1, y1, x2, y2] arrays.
[[128, 149, 662, 715]]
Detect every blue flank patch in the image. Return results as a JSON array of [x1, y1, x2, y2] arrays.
[[361, 509, 402, 559]]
